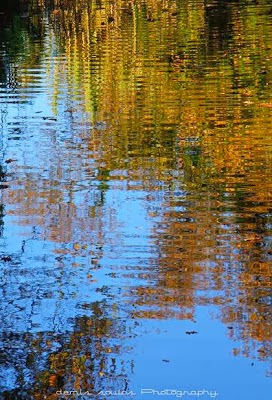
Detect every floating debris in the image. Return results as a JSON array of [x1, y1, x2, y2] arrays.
[[42, 117, 57, 121]]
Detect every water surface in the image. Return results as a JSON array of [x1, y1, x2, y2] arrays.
[[0, 1, 271, 399]]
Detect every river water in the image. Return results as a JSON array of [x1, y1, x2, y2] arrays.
[[0, 1, 271, 399]]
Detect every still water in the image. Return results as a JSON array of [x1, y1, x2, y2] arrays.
[[0, 0, 271, 399]]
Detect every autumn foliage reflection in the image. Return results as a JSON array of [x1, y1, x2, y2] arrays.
[[0, 1, 271, 396]]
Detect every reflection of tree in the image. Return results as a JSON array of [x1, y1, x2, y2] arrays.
[[145, 172, 272, 363], [0, 0, 271, 391], [0, 163, 7, 236], [32, 0, 272, 177], [204, 0, 232, 53], [0, 307, 133, 398], [0, 0, 45, 93]]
